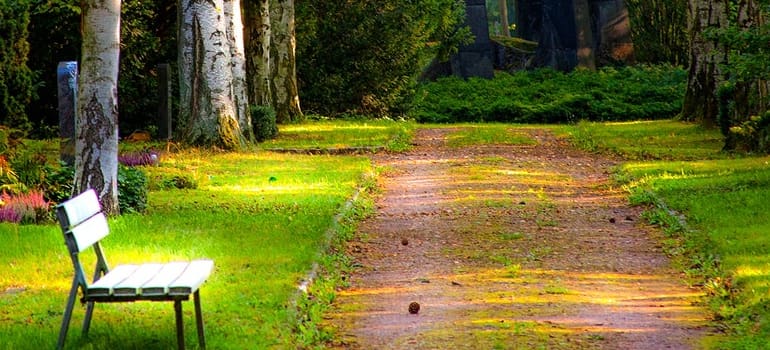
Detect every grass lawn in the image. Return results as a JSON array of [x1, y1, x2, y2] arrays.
[[564, 120, 770, 349], [0, 120, 415, 349]]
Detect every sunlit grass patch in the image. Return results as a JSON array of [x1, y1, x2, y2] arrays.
[[439, 123, 538, 148], [563, 120, 725, 160], [259, 119, 415, 151]]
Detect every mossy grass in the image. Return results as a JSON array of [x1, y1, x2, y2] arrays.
[[0, 138, 375, 348], [565, 119, 770, 348]]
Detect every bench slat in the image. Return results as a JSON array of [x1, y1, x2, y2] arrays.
[[140, 262, 190, 296], [169, 260, 214, 296], [88, 264, 139, 297], [69, 213, 110, 252], [59, 190, 102, 228], [113, 264, 165, 297]]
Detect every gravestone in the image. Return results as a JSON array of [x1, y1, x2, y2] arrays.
[[451, 0, 495, 79], [157, 64, 172, 140], [57, 61, 77, 166]]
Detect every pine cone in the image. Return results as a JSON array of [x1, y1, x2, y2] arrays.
[[408, 302, 420, 314]]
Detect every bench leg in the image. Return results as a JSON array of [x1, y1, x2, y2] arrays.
[[82, 301, 95, 336], [57, 277, 79, 350], [194, 290, 206, 349], [174, 300, 185, 350]]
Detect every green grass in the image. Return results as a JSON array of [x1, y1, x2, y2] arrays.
[[0, 143, 374, 348], [441, 123, 538, 148], [564, 120, 725, 160], [258, 119, 415, 152], [566, 119, 770, 349]]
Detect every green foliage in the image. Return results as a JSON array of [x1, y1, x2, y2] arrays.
[[413, 66, 687, 123], [296, 0, 468, 117], [705, 3, 770, 153], [250, 105, 278, 142], [625, 0, 689, 65], [117, 165, 148, 214], [26, 0, 177, 138], [42, 162, 74, 203], [26, 0, 81, 138], [0, 0, 36, 133]]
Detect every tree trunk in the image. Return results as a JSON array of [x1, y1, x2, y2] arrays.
[[224, 0, 253, 142], [573, 0, 596, 70], [681, 0, 727, 126], [270, 0, 302, 123], [178, 0, 245, 149], [244, 0, 272, 107], [498, 0, 510, 37], [75, 0, 121, 215]]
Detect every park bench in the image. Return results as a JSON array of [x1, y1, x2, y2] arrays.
[[55, 189, 214, 350]]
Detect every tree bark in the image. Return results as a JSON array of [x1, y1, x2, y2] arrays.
[[498, 0, 510, 37], [244, 0, 272, 107], [681, 0, 727, 126], [573, 0, 596, 70], [178, 0, 245, 149], [270, 0, 302, 123], [224, 0, 253, 142], [75, 0, 121, 215]]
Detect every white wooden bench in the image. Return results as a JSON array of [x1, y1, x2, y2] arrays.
[[55, 189, 214, 350]]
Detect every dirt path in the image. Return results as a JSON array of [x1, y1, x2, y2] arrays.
[[324, 128, 713, 349]]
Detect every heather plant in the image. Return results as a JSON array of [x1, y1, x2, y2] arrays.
[[118, 150, 159, 167], [0, 190, 50, 224]]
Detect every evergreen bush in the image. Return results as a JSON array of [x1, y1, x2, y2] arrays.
[[0, 0, 35, 133], [117, 165, 148, 214], [412, 65, 687, 123], [251, 105, 279, 142]]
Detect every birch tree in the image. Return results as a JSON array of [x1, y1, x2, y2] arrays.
[[75, 0, 121, 215], [270, 0, 302, 123], [178, 0, 246, 149], [244, 0, 272, 107], [224, 0, 253, 142], [681, 0, 727, 126]]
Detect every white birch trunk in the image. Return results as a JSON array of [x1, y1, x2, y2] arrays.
[[271, 0, 302, 123], [179, 0, 245, 149], [224, 0, 253, 142], [75, 0, 121, 215]]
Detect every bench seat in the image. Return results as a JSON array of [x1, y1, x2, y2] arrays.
[[88, 260, 213, 299]]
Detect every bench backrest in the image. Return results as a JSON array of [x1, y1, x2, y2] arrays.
[[56, 189, 111, 291], [57, 189, 110, 253]]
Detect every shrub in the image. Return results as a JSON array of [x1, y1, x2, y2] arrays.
[[0, 0, 35, 133], [412, 65, 688, 123], [147, 167, 198, 191], [0, 190, 50, 224], [43, 162, 74, 204], [118, 165, 148, 214], [251, 105, 278, 142]]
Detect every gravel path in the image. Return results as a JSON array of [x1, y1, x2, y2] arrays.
[[324, 128, 713, 349]]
